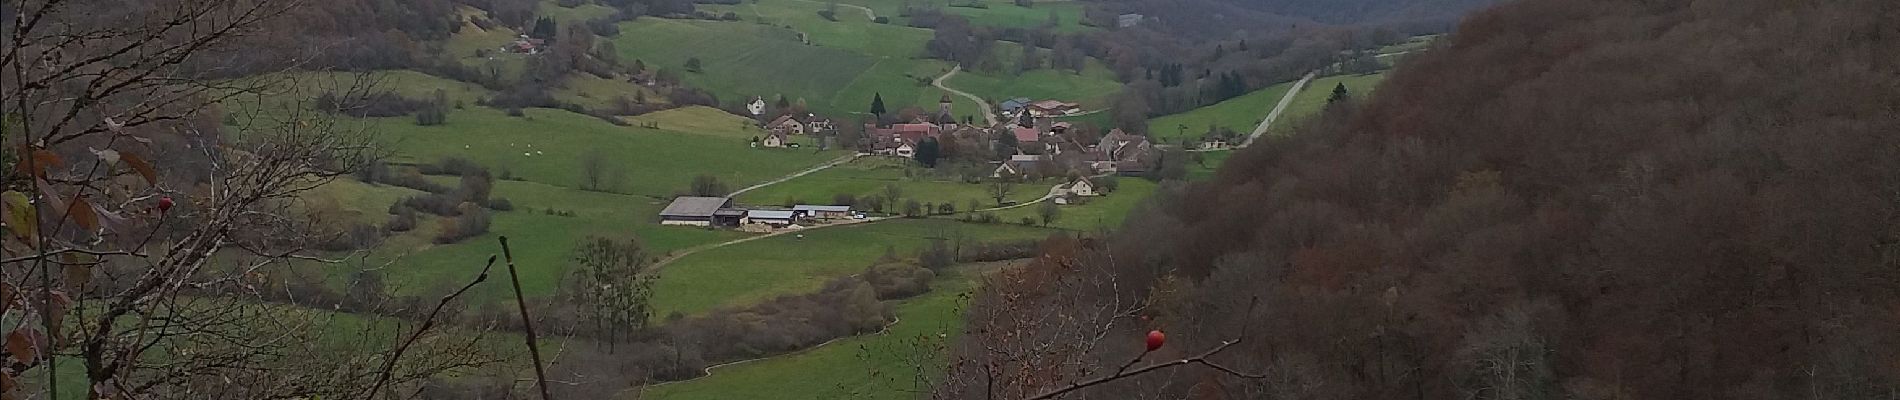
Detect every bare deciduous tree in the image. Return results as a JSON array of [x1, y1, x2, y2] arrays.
[[1, 0, 499, 398]]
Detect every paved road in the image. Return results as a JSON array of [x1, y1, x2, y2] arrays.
[[1241, 71, 1318, 148], [933, 65, 999, 126], [726, 153, 859, 198]]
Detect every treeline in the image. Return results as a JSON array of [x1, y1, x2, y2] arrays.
[[945, 0, 1900, 398]]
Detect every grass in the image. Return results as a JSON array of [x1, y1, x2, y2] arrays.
[[639, 262, 999, 400], [304, 177, 430, 225], [611, 19, 881, 116], [735, 157, 1048, 209], [1145, 71, 1389, 145], [367, 106, 845, 198], [941, 1, 1092, 33], [1278, 72, 1387, 128], [1185, 149, 1232, 180], [1377, 34, 1440, 56], [982, 178, 1158, 231], [551, 72, 668, 110], [1146, 80, 1298, 143], [825, 0, 1094, 32], [650, 218, 1054, 316], [538, 1, 618, 25], [610, 1, 1115, 120], [628, 106, 770, 139], [942, 60, 1122, 110], [334, 178, 752, 304]]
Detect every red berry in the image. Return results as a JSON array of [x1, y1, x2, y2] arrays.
[[157, 197, 174, 212], [1145, 330, 1165, 352]]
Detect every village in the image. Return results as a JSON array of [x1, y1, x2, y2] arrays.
[[658, 92, 1157, 232]]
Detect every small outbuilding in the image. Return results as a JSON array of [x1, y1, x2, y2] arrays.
[[793, 205, 852, 220], [747, 209, 797, 226]]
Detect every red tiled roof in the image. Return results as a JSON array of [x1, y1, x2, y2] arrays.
[[892, 123, 940, 142], [1012, 127, 1040, 143]]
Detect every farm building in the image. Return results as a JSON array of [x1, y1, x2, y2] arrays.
[[766, 115, 807, 135], [793, 205, 852, 220], [761, 131, 789, 148], [999, 97, 1032, 114], [1025, 100, 1082, 117], [994, 154, 1050, 178], [1067, 179, 1099, 197], [659, 197, 735, 226], [747, 209, 797, 226], [713, 208, 749, 226], [1117, 13, 1144, 28]]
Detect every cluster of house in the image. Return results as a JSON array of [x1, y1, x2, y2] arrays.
[[998, 98, 1084, 118], [504, 35, 546, 54], [747, 97, 839, 149], [658, 196, 856, 229], [855, 95, 1160, 179]]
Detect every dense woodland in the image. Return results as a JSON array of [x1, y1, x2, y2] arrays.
[[944, 0, 1900, 398]]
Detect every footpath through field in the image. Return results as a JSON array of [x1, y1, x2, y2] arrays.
[[726, 153, 860, 198]]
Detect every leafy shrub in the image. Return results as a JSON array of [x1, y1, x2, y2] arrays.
[[486, 198, 514, 211], [386, 206, 418, 232], [315, 222, 383, 252], [314, 91, 428, 117], [863, 262, 935, 299], [433, 203, 491, 244]]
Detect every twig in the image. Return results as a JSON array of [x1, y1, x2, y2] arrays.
[[1022, 339, 1263, 400], [499, 236, 554, 400], [1025, 296, 1266, 400], [360, 255, 496, 398]]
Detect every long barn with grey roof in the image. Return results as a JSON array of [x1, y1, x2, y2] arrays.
[[658, 196, 734, 226]]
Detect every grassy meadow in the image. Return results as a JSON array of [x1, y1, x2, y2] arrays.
[[609, 0, 1117, 120], [982, 178, 1158, 231], [638, 262, 1003, 400], [735, 157, 1049, 209], [649, 219, 1055, 316], [1279, 72, 1387, 127], [1146, 80, 1298, 143]]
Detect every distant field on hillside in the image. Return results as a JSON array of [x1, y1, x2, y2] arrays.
[[539, 1, 617, 25], [552, 73, 669, 110], [650, 219, 1055, 316], [942, 61, 1121, 110], [1147, 80, 1298, 144], [369, 106, 844, 198], [826, 0, 1093, 32], [610, 18, 969, 117], [610, 1, 1116, 120], [628, 106, 769, 139], [735, 157, 1048, 209]]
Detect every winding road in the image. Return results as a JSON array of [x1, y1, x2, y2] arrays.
[[933, 65, 1000, 126]]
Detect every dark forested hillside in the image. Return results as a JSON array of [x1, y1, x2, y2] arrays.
[[1233, 0, 1499, 28], [944, 0, 1900, 398]]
